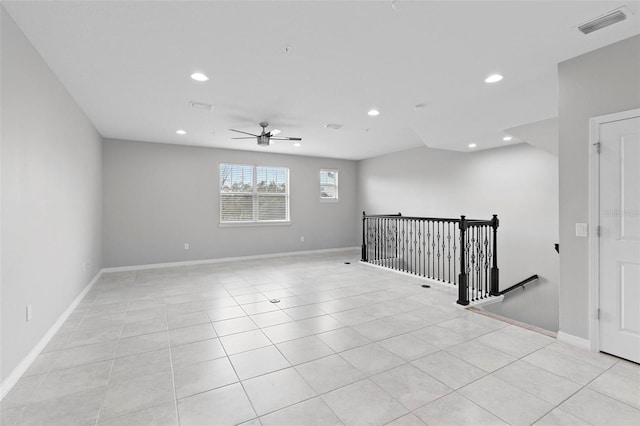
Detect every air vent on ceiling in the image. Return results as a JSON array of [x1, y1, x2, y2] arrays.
[[324, 123, 343, 130], [578, 8, 628, 34], [189, 101, 214, 111]]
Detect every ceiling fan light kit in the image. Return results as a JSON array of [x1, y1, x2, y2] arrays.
[[229, 122, 302, 147]]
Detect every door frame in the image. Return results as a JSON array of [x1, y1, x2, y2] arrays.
[[588, 108, 640, 352]]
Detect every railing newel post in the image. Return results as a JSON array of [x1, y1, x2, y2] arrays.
[[361, 211, 367, 262], [457, 215, 469, 306], [490, 214, 500, 296]]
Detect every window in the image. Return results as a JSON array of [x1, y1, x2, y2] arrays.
[[320, 169, 339, 201], [220, 163, 289, 223]]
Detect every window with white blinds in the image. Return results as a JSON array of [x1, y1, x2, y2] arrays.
[[220, 163, 289, 223], [320, 169, 339, 201]]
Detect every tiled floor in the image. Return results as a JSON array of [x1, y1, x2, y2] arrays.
[[2, 249, 639, 426]]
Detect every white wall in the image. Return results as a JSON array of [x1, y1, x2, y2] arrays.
[[1, 9, 103, 382], [358, 143, 559, 331], [103, 139, 359, 267], [558, 35, 640, 340]]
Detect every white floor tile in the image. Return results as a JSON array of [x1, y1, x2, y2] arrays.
[[277, 335, 334, 365], [322, 379, 408, 425], [412, 351, 486, 389], [229, 345, 291, 380], [177, 383, 257, 426], [560, 388, 640, 426], [340, 343, 405, 376], [243, 368, 316, 416], [295, 354, 365, 394], [370, 363, 452, 410], [414, 392, 508, 426], [259, 397, 343, 426], [458, 375, 554, 426]]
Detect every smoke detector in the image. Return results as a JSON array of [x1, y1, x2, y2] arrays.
[[578, 7, 631, 34]]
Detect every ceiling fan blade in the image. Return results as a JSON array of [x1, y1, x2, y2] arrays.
[[229, 129, 259, 137], [231, 137, 257, 140], [271, 137, 302, 141]]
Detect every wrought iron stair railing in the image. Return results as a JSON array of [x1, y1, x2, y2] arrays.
[[361, 212, 499, 305]]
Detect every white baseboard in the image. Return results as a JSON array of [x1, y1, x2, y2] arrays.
[[103, 246, 360, 272], [469, 294, 504, 307], [557, 331, 591, 350], [0, 269, 103, 401]]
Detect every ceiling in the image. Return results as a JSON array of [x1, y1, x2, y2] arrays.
[[4, 1, 640, 160]]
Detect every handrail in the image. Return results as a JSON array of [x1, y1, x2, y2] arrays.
[[499, 274, 539, 295], [363, 212, 491, 224]]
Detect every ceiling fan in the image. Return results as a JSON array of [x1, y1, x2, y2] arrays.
[[229, 122, 302, 146]]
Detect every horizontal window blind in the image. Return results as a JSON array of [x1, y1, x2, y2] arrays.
[[320, 169, 339, 200], [220, 163, 289, 223]]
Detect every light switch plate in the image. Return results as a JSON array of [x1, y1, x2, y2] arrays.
[[575, 223, 588, 237]]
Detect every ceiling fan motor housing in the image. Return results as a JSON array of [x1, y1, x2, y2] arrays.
[[258, 135, 270, 146]]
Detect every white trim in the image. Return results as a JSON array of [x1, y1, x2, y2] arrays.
[[0, 270, 103, 401], [359, 260, 503, 308], [360, 260, 457, 290], [588, 108, 640, 353], [557, 331, 591, 350], [103, 247, 359, 273], [588, 114, 602, 353], [471, 294, 505, 307]]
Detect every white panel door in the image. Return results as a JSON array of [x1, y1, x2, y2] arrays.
[[599, 115, 640, 363]]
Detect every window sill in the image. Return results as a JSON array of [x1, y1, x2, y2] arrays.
[[320, 198, 339, 203], [219, 221, 291, 228]]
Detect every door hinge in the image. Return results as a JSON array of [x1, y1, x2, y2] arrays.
[[597, 308, 600, 320], [594, 142, 601, 154], [597, 225, 601, 237]]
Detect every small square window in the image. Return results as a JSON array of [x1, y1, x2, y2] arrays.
[[320, 169, 339, 201]]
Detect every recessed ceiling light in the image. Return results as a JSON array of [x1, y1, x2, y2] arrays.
[[484, 74, 503, 83], [503, 136, 513, 141], [270, 129, 282, 136], [190, 72, 209, 82], [468, 143, 477, 148], [368, 109, 380, 116], [293, 142, 301, 147], [176, 129, 186, 135]]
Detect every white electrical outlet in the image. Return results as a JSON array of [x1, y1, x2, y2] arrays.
[[300, 236, 305, 242], [26, 304, 32, 322], [184, 243, 189, 250]]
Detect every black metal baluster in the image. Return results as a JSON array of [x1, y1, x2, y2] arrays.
[[471, 225, 476, 301], [382, 218, 386, 268], [484, 225, 489, 297], [476, 226, 480, 300], [453, 224, 457, 283], [431, 221, 436, 279], [442, 220, 447, 281], [420, 220, 427, 276], [413, 219, 420, 275]]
